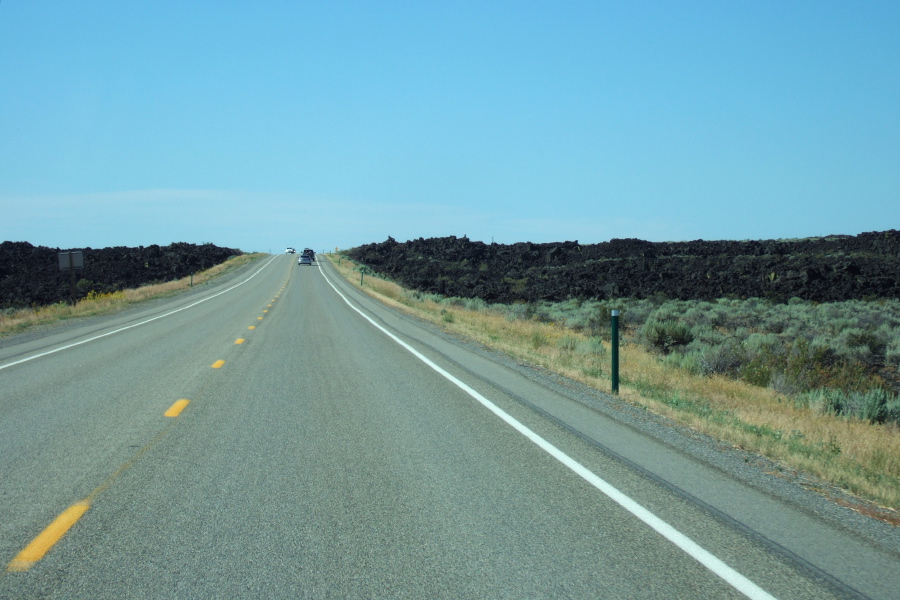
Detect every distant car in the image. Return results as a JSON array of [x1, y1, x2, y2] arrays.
[[285, 247, 296, 254], [298, 255, 312, 265]]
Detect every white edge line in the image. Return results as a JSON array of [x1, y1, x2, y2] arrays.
[[318, 262, 777, 600], [0, 255, 280, 371]]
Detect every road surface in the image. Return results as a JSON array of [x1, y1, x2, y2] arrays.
[[1, 254, 898, 598]]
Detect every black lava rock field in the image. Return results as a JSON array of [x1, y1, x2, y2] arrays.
[[347, 231, 900, 304], [0, 242, 242, 309]]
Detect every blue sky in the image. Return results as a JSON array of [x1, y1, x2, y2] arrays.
[[2, 2, 898, 253]]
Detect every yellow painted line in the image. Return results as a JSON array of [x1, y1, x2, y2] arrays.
[[248, 326, 256, 330], [268, 304, 272, 307], [7, 502, 90, 572], [7, 403, 188, 572], [235, 338, 245, 344], [263, 310, 268, 313], [257, 317, 263, 320], [211, 360, 225, 369], [164, 399, 190, 417]]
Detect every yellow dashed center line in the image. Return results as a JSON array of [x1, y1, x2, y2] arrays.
[[164, 399, 190, 417], [7, 502, 90, 572], [257, 316, 263, 320], [9, 386, 199, 572], [10, 262, 299, 572]]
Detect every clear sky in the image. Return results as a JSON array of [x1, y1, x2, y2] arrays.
[[2, 1, 898, 253]]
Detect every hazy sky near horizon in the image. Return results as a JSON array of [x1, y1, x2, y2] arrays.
[[2, 1, 898, 253]]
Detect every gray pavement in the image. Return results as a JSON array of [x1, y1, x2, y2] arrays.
[[0, 254, 898, 599]]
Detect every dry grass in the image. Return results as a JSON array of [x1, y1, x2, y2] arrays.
[[0, 253, 267, 337], [328, 254, 900, 513]]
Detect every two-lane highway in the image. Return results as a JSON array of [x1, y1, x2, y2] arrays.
[[1, 254, 899, 598]]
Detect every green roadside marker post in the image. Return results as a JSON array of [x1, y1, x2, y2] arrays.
[[358, 265, 371, 285], [611, 309, 620, 395]]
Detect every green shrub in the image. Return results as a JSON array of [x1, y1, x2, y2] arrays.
[[623, 302, 654, 325], [462, 297, 488, 311], [887, 339, 900, 367], [564, 300, 610, 333], [575, 337, 607, 357], [688, 326, 728, 347], [846, 328, 887, 356], [802, 389, 843, 416], [697, 342, 744, 376], [887, 398, 900, 424], [663, 351, 703, 375], [641, 319, 695, 354], [853, 389, 897, 423], [708, 303, 737, 327], [800, 388, 900, 424], [743, 332, 781, 357], [505, 303, 532, 321]]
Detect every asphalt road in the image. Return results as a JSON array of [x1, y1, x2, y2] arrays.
[[1, 254, 899, 599]]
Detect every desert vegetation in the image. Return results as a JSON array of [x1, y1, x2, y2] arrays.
[[328, 253, 900, 515], [519, 295, 900, 421]]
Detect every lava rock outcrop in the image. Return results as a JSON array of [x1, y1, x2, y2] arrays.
[[347, 231, 900, 304], [0, 242, 242, 309]]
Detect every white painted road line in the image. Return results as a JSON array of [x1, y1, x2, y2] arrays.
[[0, 255, 279, 372], [319, 264, 777, 600]]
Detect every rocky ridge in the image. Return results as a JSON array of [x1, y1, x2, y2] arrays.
[[347, 231, 900, 304], [0, 241, 242, 309]]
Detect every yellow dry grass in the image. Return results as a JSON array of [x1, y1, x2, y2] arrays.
[[0, 253, 267, 337], [328, 254, 900, 514]]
